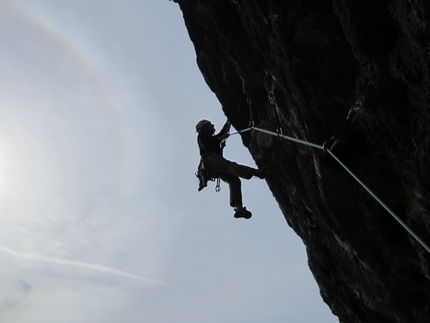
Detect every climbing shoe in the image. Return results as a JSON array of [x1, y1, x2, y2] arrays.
[[234, 207, 252, 219], [253, 165, 270, 179]]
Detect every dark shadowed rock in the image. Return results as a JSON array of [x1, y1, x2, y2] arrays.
[[174, 0, 430, 322]]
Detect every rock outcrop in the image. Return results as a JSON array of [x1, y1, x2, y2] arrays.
[[174, 1, 430, 322]]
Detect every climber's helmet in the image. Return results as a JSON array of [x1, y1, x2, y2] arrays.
[[195, 119, 211, 133]]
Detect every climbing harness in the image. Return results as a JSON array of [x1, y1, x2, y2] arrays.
[[229, 101, 430, 254], [196, 158, 222, 192]]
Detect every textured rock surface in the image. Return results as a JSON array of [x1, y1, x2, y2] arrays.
[[174, 0, 430, 322]]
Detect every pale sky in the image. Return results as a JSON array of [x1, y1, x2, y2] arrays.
[[0, 1, 337, 322]]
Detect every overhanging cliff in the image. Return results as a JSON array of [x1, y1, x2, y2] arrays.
[[173, 1, 430, 322]]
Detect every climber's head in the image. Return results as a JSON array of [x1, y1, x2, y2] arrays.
[[195, 119, 215, 134]]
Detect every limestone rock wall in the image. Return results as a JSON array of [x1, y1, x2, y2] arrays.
[[174, 1, 430, 322]]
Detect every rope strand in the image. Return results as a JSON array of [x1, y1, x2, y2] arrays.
[[229, 125, 430, 254]]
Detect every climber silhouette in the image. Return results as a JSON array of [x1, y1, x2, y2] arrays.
[[196, 119, 266, 219]]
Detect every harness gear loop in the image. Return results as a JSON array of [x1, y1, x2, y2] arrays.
[[215, 178, 221, 192], [196, 157, 222, 192]]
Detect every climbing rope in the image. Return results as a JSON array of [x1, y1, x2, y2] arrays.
[[229, 110, 430, 254], [326, 148, 430, 254]]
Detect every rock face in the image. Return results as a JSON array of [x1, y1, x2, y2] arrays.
[[174, 0, 430, 322]]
